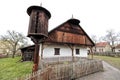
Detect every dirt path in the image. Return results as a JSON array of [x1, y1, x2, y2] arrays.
[[77, 61, 120, 80]]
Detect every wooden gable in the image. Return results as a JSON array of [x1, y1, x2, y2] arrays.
[[44, 19, 95, 46]]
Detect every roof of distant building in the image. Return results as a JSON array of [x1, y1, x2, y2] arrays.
[[96, 42, 109, 47], [115, 44, 120, 48]]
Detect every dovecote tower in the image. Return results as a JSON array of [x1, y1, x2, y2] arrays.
[[27, 5, 51, 72], [27, 5, 51, 40]]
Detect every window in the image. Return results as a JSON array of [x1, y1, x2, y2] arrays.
[[99, 49, 103, 52], [76, 49, 80, 55], [54, 48, 60, 55]]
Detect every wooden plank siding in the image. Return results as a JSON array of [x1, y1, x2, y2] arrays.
[[44, 19, 94, 46], [27, 10, 50, 38], [85, 36, 94, 46], [56, 31, 86, 44]]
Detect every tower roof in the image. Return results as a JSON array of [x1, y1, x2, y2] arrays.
[[67, 18, 80, 25], [27, 5, 51, 18]]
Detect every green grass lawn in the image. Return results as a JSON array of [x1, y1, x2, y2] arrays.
[[0, 57, 33, 80], [93, 55, 120, 70], [0, 56, 120, 80]]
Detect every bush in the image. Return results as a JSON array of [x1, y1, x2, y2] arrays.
[[0, 54, 8, 58]]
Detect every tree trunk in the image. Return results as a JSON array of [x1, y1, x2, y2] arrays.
[[111, 41, 114, 52], [12, 51, 16, 58], [12, 43, 17, 58]]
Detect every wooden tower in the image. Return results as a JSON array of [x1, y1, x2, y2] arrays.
[[27, 5, 51, 72], [27, 5, 51, 41]]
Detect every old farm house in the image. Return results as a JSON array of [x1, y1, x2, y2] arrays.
[[40, 19, 94, 58], [21, 18, 94, 61], [18, 5, 105, 80]]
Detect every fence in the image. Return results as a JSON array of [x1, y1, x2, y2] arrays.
[[42, 56, 81, 62], [40, 57, 87, 69], [94, 52, 120, 57], [15, 67, 51, 80], [16, 59, 103, 80]]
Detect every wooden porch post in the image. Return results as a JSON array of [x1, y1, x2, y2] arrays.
[[72, 47, 74, 62], [67, 44, 74, 62], [40, 43, 43, 59], [90, 46, 93, 59]]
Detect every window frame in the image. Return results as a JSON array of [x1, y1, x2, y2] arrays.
[[76, 49, 80, 55], [54, 48, 60, 55]]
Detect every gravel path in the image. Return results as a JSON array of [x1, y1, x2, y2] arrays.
[[77, 61, 120, 80]]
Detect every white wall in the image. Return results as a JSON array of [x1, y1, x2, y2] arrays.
[[42, 44, 71, 58], [39, 43, 88, 58], [96, 45, 111, 52], [80, 48, 88, 57], [74, 46, 87, 57], [96, 47, 105, 52], [115, 48, 120, 52]]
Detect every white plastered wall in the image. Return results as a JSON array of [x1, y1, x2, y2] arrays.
[[39, 43, 88, 58]]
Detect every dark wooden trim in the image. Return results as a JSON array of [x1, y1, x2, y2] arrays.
[[57, 29, 85, 35], [44, 41, 93, 46], [78, 25, 95, 46]]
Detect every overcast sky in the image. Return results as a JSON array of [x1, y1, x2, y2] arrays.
[[0, 0, 120, 38]]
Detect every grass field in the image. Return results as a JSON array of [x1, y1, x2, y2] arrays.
[[0, 56, 120, 80], [93, 55, 120, 70], [0, 57, 33, 80]]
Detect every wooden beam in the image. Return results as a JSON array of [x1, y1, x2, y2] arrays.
[[90, 46, 93, 59], [32, 42, 40, 72], [66, 44, 75, 61], [57, 29, 85, 35]]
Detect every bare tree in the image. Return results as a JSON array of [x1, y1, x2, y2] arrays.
[[116, 32, 120, 44], [91, 35, 98, 43], [0, 30, 28, 58], [103, 29, 118, 52], [90, 35, 98, 52]]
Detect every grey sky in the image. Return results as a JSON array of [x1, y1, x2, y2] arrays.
[[0, 0, 120, 38]]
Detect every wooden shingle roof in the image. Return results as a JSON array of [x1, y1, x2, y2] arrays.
[[43, 18, 95, 46]]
